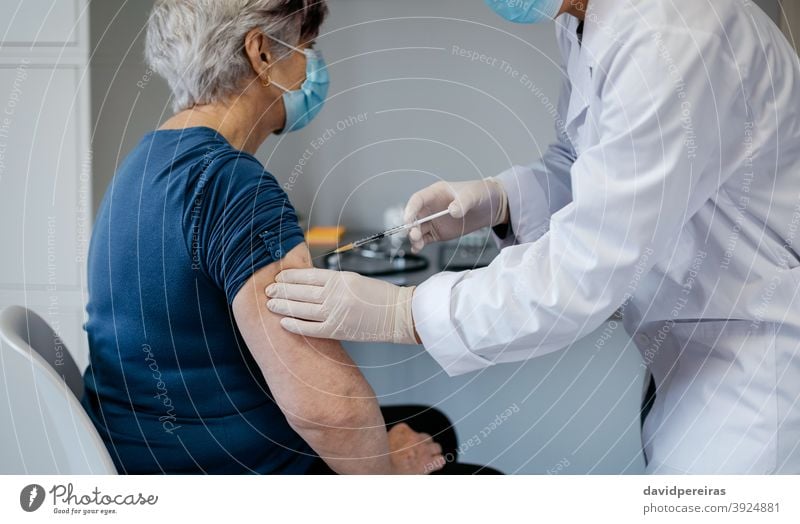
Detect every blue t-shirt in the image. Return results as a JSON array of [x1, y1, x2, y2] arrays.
[[81, 127, 314, 474]]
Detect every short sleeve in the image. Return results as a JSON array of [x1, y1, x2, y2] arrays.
[[190, 155, 305, 303]]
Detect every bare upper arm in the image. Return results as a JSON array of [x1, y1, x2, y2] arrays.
[[231, 243, 370, 424]]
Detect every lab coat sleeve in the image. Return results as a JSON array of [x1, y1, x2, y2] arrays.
[[414, 28, 746, 376], [493, 78, 576, 249]]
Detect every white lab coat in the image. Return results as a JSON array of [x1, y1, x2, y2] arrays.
[[413, 0, 800, 474]]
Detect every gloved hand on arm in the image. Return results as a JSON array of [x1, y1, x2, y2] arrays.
[[404, 177, 509, 253], [266, 269, 419, 344]]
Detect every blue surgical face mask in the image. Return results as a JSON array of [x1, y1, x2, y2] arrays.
[[485, 0, 563, 24], [267, 35, 329, 133]]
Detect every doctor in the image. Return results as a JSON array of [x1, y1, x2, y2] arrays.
[[266, 0, 800, 474]]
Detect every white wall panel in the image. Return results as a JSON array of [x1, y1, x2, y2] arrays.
[[0, 0, 80, 47], [0, 0, 91, 370]]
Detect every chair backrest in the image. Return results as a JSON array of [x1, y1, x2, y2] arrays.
[[0, 306, 116, 474], [2, 305, 85, 399]]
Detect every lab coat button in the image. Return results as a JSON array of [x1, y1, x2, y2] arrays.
[[634, 333, 650, 345]]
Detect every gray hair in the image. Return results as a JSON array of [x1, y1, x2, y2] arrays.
[[146, 0, 328, 111]]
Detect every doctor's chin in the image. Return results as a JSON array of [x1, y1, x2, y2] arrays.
[[4, 0, 800, 484]]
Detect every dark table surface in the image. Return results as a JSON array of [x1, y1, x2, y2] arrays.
[[309, 229, 501, 286]]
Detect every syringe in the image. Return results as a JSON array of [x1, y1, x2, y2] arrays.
[[320, 209, 450, 258]]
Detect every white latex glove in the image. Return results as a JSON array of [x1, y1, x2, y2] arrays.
[[404, 178, 509, 253], [265, 268, 419, 344]]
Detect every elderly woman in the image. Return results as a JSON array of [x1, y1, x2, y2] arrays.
[[80, 0, 483, 475]]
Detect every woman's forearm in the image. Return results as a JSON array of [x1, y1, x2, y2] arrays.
[[286, 391, 392, 474]]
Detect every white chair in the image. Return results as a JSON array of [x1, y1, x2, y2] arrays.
[[0, 306, 116, 474]]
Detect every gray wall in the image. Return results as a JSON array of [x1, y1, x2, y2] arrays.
[[273, 0, 563, 228], [89, 0, 173, 212], [760, 0, 780, 23], [88, 0, 782, 474]]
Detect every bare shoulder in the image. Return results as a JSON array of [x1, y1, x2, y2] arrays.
[[232, 243, 311, 321]]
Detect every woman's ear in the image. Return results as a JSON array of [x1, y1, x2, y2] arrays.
[[244, 28, 270, 79]]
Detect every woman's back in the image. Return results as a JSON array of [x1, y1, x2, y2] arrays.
[[82, 127, 314, 474]]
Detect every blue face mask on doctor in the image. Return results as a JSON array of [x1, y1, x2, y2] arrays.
[[485, 0, 563, 24], [267, 35, 330, 133]]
